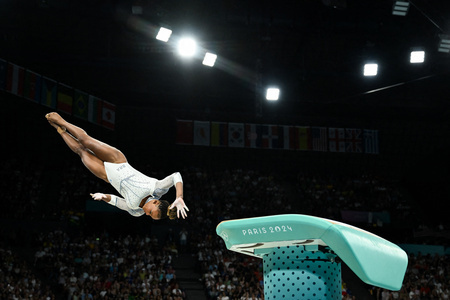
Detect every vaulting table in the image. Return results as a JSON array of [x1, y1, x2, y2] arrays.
[[216, 214, 408, 299]]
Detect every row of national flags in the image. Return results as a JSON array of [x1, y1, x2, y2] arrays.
[[0, 58, 116, 130], [176, 120, 379, 154]]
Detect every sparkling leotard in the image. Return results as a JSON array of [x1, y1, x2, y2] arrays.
[[104, 162, 157, 209]]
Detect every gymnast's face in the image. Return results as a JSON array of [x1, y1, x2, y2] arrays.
[[145, 199, 161, 220]]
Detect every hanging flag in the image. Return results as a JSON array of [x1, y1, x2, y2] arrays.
[[23, 69, 41, 103], [0, 59, 7, 91], [229, 123, 245, 147], [176, 120, 193, 145], [6, 63, 25, 96], [312, 127, 328, 152], [298, 126, 311, 151], [278, 125, 293, 150], [193, 121, 210, 146], [287, 126, 299, 150], [245, 124, 262, 148], [328, 128, 346, 152], [211, 122, 228, 147], [261, 125, 280, 149], [73, 89, 89, 120], [41, 77, 57, 109], [364, 129, 379, 154], [57, 83, 74, 115], [101, 100, 116, 130], [88, 95, 102, 125], [345, 128, 363, 153]]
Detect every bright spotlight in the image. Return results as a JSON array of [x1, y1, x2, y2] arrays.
[[410, 51, 425, 63], [202, 53, 217, 67], [178, 38, 197, 57], [363, 63, 378, 76], [156, 27, 172, 42], [266, 88, 280, 101]]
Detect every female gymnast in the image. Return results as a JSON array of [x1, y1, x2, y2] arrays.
[[45, 112, 188, 220]]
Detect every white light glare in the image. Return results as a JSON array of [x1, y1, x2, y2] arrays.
[[363, 64, 378, 76], [156, 27, 172, 42], [266, 88, 280, 101], [178, 38, 197, 57], [202, 53, 217, 67], [410, 51, 425, 63]]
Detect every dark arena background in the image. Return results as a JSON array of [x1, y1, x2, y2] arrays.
[[1, 0, 450, 299]]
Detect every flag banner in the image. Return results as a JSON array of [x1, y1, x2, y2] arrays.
[[245, 124, 262, 148], [298, 126, 312, 151], [101, 100, 116, 130], [261, 125, 280, 149], [345, 128, 363, 153], [328, 128, 346, 152], [41, 77, 57, 109], [312, 127, 328, 152], [6, 63, 25, 96], [88, 95, 102, 124], [193, 121, 210, 146], [278, 125, 294, 150], [173, 120, 378, 154], [286, 126, 299, 150], [211, 122, 228, 147], [176, 120, 193, 145], [0, 59, 7, 91], [229, 123, 245, 147], [57, 83, 74, 115], [73, 89, 89, 120], [364, 129, 379, 154], [23, 69, 42, 103]]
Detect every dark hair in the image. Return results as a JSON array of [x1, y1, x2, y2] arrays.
[[158, 200, 178, 220]]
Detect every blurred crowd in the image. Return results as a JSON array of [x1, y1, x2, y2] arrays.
[[33, 230, 183, 299], [1, 158, 449, 299]]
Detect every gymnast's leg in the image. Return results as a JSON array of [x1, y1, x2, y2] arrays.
[[45, 112, 126, 164], [47, 120, 110, 182]]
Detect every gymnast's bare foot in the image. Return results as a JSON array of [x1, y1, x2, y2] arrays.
[[45, 112, 65, 127]]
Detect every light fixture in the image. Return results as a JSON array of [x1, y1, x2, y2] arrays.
[[156, 27, 172, 42], [438, 34, 450, 53], [177, 38, 197, 57], [266, 88, 280, 101], [392, 1, 409, 16], [202, 53, 217, 67], [363, 63, 378, 76], [410, 50, 425, 63]]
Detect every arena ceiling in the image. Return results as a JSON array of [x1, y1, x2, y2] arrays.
[[1, 0, 450, 117]]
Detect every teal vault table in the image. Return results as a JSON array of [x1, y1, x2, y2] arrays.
[[216, 214, 408, 299]]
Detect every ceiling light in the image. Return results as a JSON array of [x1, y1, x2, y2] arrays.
[[156, 27, 172, 42], [363, 64, 378, 76], [410, 51, 424, 63], [177, 38, 197, 57], [438, 34, 450, 53], [266, 88, 280, 101], [392, 1, 409, 16], [202, 53, 217, 67]]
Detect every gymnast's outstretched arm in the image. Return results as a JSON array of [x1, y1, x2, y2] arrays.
[[90, 193, 144, 217]]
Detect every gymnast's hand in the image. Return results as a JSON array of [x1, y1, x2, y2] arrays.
[[90, 193, 106, 201], [170, 197, 189, 219]]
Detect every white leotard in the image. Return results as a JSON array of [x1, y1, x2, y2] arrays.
[[104, 162, 182, 217]]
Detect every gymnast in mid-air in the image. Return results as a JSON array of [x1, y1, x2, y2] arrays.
[[45, 112, 188, 220]]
